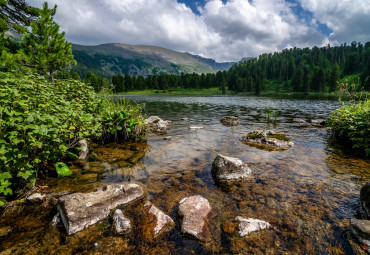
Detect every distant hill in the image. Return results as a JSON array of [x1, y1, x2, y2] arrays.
[[71, 43, 235, 78]]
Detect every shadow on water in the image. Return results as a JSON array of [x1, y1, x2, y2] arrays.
[[1, 95, 369, 254]]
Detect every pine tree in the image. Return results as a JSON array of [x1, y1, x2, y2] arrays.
[[0, 0, 39, 32], [20, 2, 75, 83]]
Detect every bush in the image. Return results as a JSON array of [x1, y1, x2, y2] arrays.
[[99, 97, 148, 144], [328, 99, 370, 156], [0, 71, 103, 205]]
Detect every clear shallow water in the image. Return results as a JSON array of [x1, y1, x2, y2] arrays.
[[1, 95, 370, 254]]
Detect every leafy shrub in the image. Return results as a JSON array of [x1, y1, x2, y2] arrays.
[[0, 71, 102, 205], [328, 99, 370, 156], [0, 71, 148, 205], [99, 97, 148, 144]]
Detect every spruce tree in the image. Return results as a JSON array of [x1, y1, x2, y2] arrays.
[[20, 2, 75, 83]]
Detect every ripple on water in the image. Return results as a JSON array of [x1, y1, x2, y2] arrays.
[[1, 95, 369, 254]]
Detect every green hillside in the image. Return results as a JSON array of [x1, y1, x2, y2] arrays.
[[71, 43, 233, 78]]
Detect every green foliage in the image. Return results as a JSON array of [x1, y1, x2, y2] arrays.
[[20, 2, 76, 82], [54, 162, 72, 177], [0, 0, 39, 31], [0, 71, 102, 202], [99, 98, 148, 143], [328, 99, 370, 156], [266, 133, 291, 142]]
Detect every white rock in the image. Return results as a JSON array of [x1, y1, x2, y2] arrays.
[[113, 209, 131, 234], [27, 193, 45, 203], [236, 216, 270, 236]]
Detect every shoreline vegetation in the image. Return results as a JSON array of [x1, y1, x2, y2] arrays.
[[1, 0, 369, 208], [0, 2, 148, 205]]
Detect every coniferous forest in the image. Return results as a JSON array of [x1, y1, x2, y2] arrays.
[[84, 42, 370, 95]]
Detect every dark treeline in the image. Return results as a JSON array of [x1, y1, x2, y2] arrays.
[[227, 41, 370, 94], [81, 42, 370, 94]]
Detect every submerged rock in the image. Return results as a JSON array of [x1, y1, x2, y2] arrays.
[[112, 209, 131, 235], [178, 195, 215, 242], [235, 216, 271, 236], [78, 139, 89, 160], [293, 118, 306, 123], [146, 116, 171, 134], [57, 183, 144, 235], [360, 182, 370, 219], [350, 219, 370, 252], [212, 154, 251, 181], [220, 116, 240, 126], [241, 130, 294, 150], [140, 202, 174, 238]]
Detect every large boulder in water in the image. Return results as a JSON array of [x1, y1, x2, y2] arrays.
[[241, 130, 294, 150], [220, 116, 240, 126], [145, 116, 171, 134], [178, 195, 219, 244], [57, 183, 144, 235], [350, 219, 370, 252], [212, 154, 251, 181]]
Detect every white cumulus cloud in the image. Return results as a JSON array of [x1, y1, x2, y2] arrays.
[[28, 0, 369, 62]]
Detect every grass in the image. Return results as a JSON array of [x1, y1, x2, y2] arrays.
[[266, 133, 291, 141]]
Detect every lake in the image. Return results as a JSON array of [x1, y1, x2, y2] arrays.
[[1, 95, 369, 254]]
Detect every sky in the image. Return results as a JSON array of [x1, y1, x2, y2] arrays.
[[29, 0, 370, 62]]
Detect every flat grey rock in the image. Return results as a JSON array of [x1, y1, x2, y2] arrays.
[[57, 183, 144, 235]]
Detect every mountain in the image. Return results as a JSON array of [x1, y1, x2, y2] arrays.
[[71, 43, 234, 78]]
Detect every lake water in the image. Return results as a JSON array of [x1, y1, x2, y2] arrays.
[[1, 95, 370, 254]]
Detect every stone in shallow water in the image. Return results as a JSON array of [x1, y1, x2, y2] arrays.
[[212, 154, 251, 181], [57, 183, 144, 235], [189, 126, 204, 130], [220, 116, 240, 126], [27, 193, 45, 203], [293, 118, 306, 123], [178, 195, 213, 242], [241, 130, 294, 150], [350, 218, 370, 252], [140, 202, 174, 238], [146, 116, 170, 134], [235, 216, 271, 236], [112, 209, 131, 235]]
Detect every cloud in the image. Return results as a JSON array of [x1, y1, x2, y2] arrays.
[[28, 0, 368, 62], [298, 0, 370, 45]]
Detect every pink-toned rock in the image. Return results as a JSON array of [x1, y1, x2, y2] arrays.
[[178, 195, 214, 242], [143, 202, 174, 237]]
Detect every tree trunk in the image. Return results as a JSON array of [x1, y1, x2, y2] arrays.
[[49, 69, 54, 84]]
